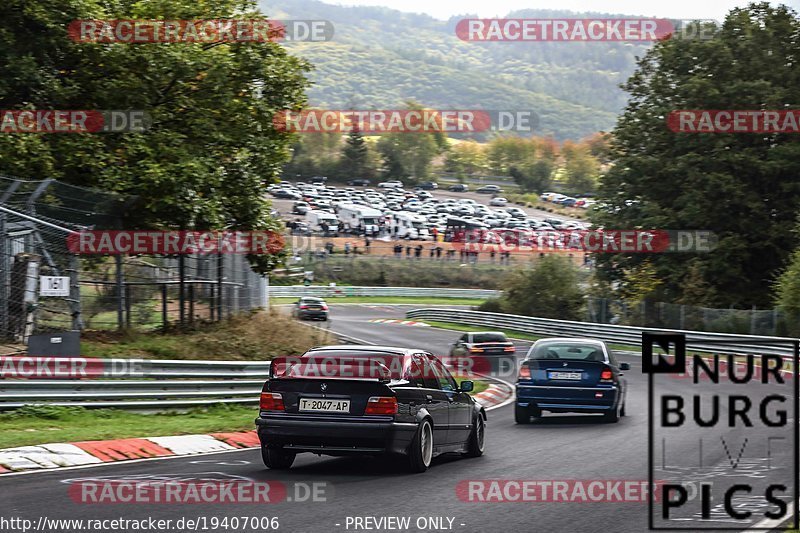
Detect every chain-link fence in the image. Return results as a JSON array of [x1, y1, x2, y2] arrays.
[[584, 296, 785, 336], [0, 177, 268, 351]]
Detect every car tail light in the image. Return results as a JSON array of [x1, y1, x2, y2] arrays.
[[469, 347, 484, 353], [518, 364, 531, 380], [600, 367, 614, 382], [504, 346, 516, 352], [299, 305, 309, 310], [320, 304, 329, 310], [365, 396, 398, 415], [260, 392, 285, 411]]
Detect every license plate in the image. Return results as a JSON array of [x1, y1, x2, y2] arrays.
[[299, 399, 350, 413], [548, 371, 582, 380], [308, 306, 321, 310]]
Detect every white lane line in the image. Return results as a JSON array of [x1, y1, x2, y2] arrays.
[[746, 499, 796, 531]]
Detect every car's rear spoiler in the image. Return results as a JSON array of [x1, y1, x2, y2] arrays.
[[269, 356, 392, 382]]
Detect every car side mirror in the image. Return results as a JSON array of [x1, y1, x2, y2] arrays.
[[620, 362, 630, 371], [459, 380, 474, 392]]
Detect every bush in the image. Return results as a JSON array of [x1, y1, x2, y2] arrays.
[[477, 298, 505, 313], [496, 256, 585, 320]]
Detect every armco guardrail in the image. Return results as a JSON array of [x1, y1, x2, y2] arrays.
[[406, 308, 799, 357], [0, 326, 365, 410], [269, 285, 499, 299], [0, 359, 271, 410]]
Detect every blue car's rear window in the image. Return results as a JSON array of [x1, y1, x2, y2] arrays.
[[529, 343, 605, 362]]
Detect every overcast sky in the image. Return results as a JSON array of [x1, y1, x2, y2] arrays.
[[331, 0, 800, 20]]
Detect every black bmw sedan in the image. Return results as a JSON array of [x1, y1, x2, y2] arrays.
[[255, 345, 486, 473]]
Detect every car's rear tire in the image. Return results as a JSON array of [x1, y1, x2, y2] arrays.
[[464, 415, 485, 457], [514, 404, 530, 424], [407, 420, 433, 473], [603, 403, 621, 423], [262, 447, 296, 470]]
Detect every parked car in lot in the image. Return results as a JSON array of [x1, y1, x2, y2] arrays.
[[476, 185, 503, 194], [274, 189, 302, 200], [515, 338, 629, 424], [292, 297, 329, 321], [378, 180, 404, 189], [417, 181, 439, 190], [540, 192, 559, 201], [292, 201, 311, 215], [290, 222, 313, 235], [256, 345, 486, 472], [560, 197, 578, 207], [447, 183, 469, 192], [347, 179, 371, 186], [489, 197, 508, 206], [544, 217, 563, 228]]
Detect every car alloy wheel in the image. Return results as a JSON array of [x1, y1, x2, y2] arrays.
[[407, 419, 434, 473], [420, 421, 433, 466]]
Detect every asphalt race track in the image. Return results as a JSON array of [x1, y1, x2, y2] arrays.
[[1, 304, 795, 533]]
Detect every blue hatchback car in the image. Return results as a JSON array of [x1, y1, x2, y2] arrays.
[[514, 338, 629, 423]]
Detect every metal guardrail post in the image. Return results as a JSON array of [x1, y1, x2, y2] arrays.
[[115, 255, 124, 330], [0, 212, 7, 338], [178, 254, 185, 326], [161, 283, 168, 330], [124, 284, 131, 328], [188, 284, 195, 327]]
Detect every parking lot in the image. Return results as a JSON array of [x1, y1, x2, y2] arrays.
[[268, 180, 588, 241]]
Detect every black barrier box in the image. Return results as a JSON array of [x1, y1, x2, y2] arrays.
[[27, 331, 81, 357]]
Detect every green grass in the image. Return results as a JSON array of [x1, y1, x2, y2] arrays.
[[271, 296, 487, 306], [81, 332, 187, 359], [0, 404, 258, 449], [79, 311, 335, 360]]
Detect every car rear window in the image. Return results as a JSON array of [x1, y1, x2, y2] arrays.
[[528, 343, 606, 362], [301, 351, 405, 379], [472, 333, 507, 343]]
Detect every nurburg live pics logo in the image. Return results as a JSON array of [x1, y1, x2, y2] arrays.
[[643, 332, 799, 530]]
